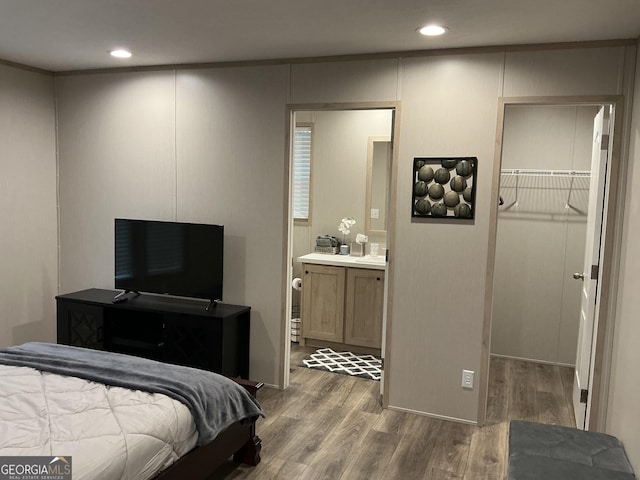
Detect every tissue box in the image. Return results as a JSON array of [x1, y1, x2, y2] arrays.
[[349, 243, 365, 257]]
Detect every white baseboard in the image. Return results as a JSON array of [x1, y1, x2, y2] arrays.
[[259, 383, 280, 390], [387, 405, 477, 426], [490, 353, 575, 368]]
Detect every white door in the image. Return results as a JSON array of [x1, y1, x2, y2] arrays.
[[572, 106, 610, 430]]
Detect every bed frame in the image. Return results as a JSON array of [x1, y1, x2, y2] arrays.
[[153, 378, 263, 480]]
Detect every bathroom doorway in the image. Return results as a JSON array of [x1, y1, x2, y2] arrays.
[[280, 103, 399, 407]]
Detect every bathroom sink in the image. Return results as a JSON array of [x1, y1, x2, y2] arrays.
[[354, 255, 386, 264], [297, 252, 386, 269]]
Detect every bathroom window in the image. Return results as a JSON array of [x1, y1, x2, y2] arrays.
[[293, 124, 313, 224]]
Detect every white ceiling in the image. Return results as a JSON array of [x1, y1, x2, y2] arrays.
[[1, 0, 639, 72]]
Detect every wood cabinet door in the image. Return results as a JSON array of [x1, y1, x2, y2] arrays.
[[301, 263, 345, 343], [57, 301, 105, 349], [344, 268, 384, 348], [164, 315, 216, 371]]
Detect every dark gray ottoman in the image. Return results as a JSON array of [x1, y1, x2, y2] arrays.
[[508, 420, 635, 480]]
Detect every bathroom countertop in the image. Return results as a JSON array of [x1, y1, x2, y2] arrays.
[[297, 252, 386, 270]]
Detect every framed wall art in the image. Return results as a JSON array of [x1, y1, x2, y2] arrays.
[[412, 157, 477, 219]]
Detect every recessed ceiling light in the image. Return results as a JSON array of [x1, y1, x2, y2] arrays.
[[417, 25, 449, 36], [109, 49, 132, 59]]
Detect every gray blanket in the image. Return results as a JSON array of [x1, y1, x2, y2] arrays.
[[0, 342, 264, 446]]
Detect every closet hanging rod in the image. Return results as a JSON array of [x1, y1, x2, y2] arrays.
[[500, 168, 591, 178]]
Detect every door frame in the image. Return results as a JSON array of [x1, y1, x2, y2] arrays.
[[279, 101, 401, 409], [479, 95, 626, 430]]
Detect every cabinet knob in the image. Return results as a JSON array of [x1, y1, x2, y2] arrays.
[[305, 271, 309, 274], [377, 277, 381, 281]]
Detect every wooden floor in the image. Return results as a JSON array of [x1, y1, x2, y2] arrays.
[[209, 349, 575, 480]]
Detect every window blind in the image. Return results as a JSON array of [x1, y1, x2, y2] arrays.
[[293, 125, 312, 221]]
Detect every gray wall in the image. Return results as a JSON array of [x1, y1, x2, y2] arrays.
[[56, 66, 289, 385], [1, 41, 638, 470], [390, 52, 503, 419], [491, 105, 596, 365], [56, 71, 177, 293], [0, 64, 57, 347], [607, 44, 640, 473]]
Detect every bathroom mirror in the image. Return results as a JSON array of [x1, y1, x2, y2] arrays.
[[365, 136, 391, 235]]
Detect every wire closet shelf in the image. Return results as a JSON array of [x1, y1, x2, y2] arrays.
[[500, 168, 591, 178], [499, 169, 591, 212]]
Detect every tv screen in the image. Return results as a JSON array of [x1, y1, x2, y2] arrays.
[[115, 219, 223, 302]]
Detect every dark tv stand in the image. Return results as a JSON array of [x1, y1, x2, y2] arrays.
[[56, 288, 251, 378]]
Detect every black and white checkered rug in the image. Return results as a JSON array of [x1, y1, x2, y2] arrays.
[[302, 348, 382, 381]]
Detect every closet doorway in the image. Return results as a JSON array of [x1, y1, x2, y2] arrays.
[[280, 103, 399, 408], [486, 97, 623, 432]]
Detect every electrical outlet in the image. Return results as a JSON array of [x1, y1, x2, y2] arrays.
[[462, 370, 474, 389], [371, 208, 380, 219]]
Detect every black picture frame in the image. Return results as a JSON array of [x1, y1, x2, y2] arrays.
[[412, 157, 478, 219]]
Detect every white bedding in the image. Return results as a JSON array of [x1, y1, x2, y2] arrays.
[[0, 364, 198, 480]]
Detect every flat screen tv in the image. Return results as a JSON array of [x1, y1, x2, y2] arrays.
[[115, 219, 223, 303]]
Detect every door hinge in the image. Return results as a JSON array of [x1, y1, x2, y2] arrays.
[[580, 389, 589, 404], [601, 134, 610, 150], [591, 264, 599, 280]]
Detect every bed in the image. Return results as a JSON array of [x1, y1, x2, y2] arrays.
[[0, 342, 264, 480]]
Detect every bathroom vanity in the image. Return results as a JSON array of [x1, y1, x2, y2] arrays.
[[297, 253, 386, 355]]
